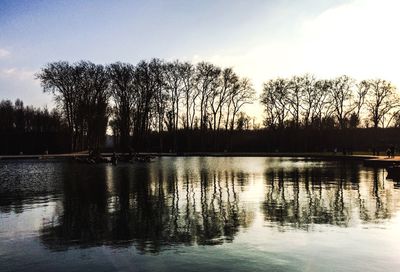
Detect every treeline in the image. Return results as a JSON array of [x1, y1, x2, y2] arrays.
[[0, 99, 69, 154], [36, 59, 256, 153], [261, 75, 399, 129], [2, 59, 399, 154]]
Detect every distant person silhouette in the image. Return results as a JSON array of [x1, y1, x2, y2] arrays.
[[111, 152, 117, 166]]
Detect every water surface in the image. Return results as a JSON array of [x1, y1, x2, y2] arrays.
[[1, 157, 400, 271]]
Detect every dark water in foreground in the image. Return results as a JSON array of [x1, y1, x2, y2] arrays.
[[0, 157, 399, 271]]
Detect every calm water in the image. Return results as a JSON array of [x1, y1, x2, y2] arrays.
[[0, 157, 400, 271]]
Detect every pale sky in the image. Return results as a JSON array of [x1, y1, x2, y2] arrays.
[[0, 0, 399, 118]]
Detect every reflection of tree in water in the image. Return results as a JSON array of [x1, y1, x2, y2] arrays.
[[40, 164, 109, 248], [19, 159, 400, 252], [261, 163, 399, 230], [40, 162, 253, 253]]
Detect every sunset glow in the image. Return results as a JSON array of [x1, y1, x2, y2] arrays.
[[1, 0, 399, 119]]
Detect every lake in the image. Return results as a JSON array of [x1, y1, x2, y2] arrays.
[[0, 157, 399, 271]]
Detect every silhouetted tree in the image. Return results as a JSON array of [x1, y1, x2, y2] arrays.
[[180, 62, 197, 130], [229, 78, 255, 130], [329, 75, 355, 129], [195, 62, 221, 131], [77, 61, 110, 154], [261, 78, 290, 129], [210, 68, 236, 130], [131, 59, 163, 150], [36, 61, 81, 151], [364, 79, 398, 128], [32, 59, 400, 154], [0, 99, 69, 154], [108, 62, 135, 152]]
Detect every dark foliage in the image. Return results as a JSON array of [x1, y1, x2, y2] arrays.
[[0, 99, 70, 154], [135, 127, 400, 153]]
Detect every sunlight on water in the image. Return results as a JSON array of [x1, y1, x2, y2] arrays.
[[0, 157, 400, 271]]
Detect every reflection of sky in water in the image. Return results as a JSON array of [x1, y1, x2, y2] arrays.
[[1, 202, 58, 237], [0, 157, 400, 271]]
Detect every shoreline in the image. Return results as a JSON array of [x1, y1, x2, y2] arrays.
[[0, 152, 376, 160], [2, 152, 400, 167]]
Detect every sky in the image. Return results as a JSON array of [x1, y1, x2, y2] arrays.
[[0, 0, 399, 118]]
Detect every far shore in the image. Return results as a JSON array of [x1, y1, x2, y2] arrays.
[[4, 152, 400, 167], [0, 151, 380, 161]]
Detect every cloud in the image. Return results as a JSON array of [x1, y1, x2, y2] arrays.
[[192, 0, 400, 88], [0, 67, 51, 107], [190, 0, 400, 121], [0, 68, 38, 85], [0, 48, 10, 59], [297, 0, 400, 81], [0, 68, 38, 90], [0, 67, 36, 81]]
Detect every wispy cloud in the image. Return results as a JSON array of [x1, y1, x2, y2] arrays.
[[0, 48, 10, 58], [0, 67, 35, 80], [0, 67, 48, 107]]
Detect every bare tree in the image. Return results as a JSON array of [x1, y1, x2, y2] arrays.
[[230, 78, 255, 130], [210, 68, 237, 130], [365, 79, 398, 128], [195, 62, 221, 131], [108, 62, 135, 151], [77, 61, 110, 154], [36, 61, 82, 151], [355, 80, 370, 123], [179, 62, 196, 130], [329, 75, 356, 129], [261, 88, 278, 129], [261, 78, 289, 129], [131, 59, 163, 149], [298, 74, 317, 127], [312, 79, 333, 128], [287, 76, 303, 128], [164, 60, 184, 132]]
